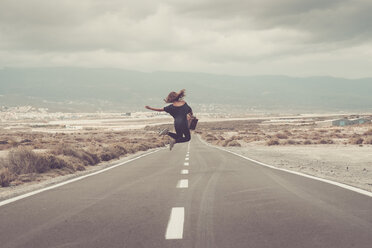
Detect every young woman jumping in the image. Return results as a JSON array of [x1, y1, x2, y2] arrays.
[[145, 89, 193, 150]]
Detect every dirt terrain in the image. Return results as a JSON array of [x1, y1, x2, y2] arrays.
[[198, 117, 372, 192]]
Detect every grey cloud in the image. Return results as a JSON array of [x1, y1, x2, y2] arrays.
[[0, 0, 371, 77], [168, 0, 372, 44]]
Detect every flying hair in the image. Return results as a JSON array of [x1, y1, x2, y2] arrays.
[[164, 89, 186, 103]]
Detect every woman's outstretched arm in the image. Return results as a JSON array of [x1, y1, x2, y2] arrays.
[[145, 106, 164, 112]]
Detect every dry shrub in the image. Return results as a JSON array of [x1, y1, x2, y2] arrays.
[[7, 147, 41, 174], [0, 167, 13, 187], [3, 148, 77, 175], [266, 139, 280, 146], [220, 139, 229, 147], [226, 140, 241, 147], [303, 140, 312, 145], [319, 139, 334, 144], [349, 137, 364, 145], [364, 129, 372, 136], [53, 146, 100, 166], [285, 139, 296, 145], [204, 134, 218, 142], [99, 144, 129, 161], [310, 133, 321, 140], [40, 154, 75, 171], [283, 130, 292, 136], [276, 133, 288, 139], [231, 135, 244, 140], [363, 137, 372, 144]]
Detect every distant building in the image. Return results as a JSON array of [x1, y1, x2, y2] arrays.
[[332, 118, 371, 126], [350, 118, 371, 125]]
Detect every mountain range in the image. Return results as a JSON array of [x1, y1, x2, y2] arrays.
[[1, 67, 371, 113]]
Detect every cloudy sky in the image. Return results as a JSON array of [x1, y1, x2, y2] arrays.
[[1, 0, 372, 78]]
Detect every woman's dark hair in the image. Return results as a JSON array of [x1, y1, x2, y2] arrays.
[[164, 89, 186, 103]]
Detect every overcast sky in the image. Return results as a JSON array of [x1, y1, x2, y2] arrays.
[[1, 0, 372, 78]]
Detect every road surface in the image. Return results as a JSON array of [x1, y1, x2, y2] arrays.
[[1, 137, 372, 248]]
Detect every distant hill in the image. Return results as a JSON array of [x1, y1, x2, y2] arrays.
[[0, 67, 371, 112]]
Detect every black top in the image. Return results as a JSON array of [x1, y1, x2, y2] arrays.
[[164, 103, 192, 127]]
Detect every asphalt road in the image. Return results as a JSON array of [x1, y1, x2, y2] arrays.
[[1, 137, 372, 248]]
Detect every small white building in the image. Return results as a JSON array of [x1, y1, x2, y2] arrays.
[[332, 118, 371, 126]]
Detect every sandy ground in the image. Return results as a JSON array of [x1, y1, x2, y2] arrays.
[[224, 144, 372, 192]]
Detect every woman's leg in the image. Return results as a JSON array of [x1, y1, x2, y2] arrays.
[[167, 124, 191, 143], [167, 131, 178, 140], [174, 125, 191, 143]]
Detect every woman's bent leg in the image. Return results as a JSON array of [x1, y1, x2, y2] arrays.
[[167, 132, 178, 140], [175, 125, 191, 143]]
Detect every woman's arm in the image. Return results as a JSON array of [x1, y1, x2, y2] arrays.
[[145, 106, 164, 112]]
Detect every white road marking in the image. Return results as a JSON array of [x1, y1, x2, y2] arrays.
[[185, 157, 189, 161], [186, 154, 189, 157], [165, 207, 185, 240], [199, 136, 372, 198], [177, 179, 189, 188], [181, 169, 189, 175], [184, 162, 189, 166], [0, 149, 164, 207]]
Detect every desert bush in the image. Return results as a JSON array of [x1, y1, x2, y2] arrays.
[[283, 130, 292, 135], [363, 137, 372, 144], [221, 140, 230, 147], [285, 139, 296, 145], [53, 146, 100, 166], [204, 134, 218, 142], [40, 154, 75, 171], [6, 147, 41, 174], [231, 135, 244, 140], [226, 140, 241, 147], [364, 129, 372, 136], [349, 137, 364, 145], [303, 140, 312, 145], [0, 168, 13, 187], [319, 139, 334, 144], [266, 139, 280, 146], [276, 133, 288, 139]]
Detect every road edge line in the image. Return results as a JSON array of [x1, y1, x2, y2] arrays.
[[0, 148, 163, 207], [198, 136, 372, 198]]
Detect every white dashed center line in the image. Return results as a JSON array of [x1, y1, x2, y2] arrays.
[[165, 207, 185, 239], [185, 157, 189, 161], [177, 179, 189, 188], [181, 169, 189, 175], [184, 162, 189, 166]]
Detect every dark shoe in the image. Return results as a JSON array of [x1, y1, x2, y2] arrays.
[[169, 139, 176, 151]]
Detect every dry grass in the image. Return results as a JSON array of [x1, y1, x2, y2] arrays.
[[266, 139, 280, 146], [198, 119, 372, 147], [1, 147, 75, 176], [0, 167, 13, 187], [349, 137, 364, 145], [0, 129, 167, 187], [364, 129, 372, 136]]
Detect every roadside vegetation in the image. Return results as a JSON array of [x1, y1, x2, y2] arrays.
[[197, 120, 372, 147], [0, 130, 167, 187]]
